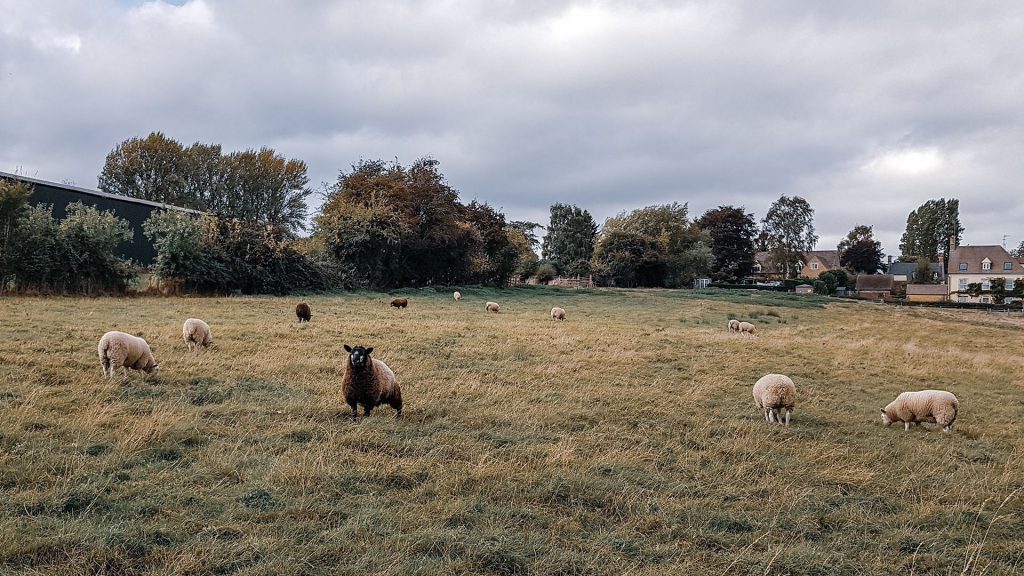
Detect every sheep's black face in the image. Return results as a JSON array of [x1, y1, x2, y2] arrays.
[[344, 344, 374, 369]]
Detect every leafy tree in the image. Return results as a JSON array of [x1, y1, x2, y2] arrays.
[[912, 256, 938, 284], [760, 195, 818, 279], [542, 203, 597, 277], [815, 270, 849, 295], [1011, 240, 1024, 259], [0, 179, 33, 271], [534, 261, 558, 283], [695, 205, 757, 282], [839, 225, 884, 274], [99, 132, 312, 233], [463, 201, 519, 286], [508, 220, 543, 252], [594, 203, 713, 288], [898, 198, 964, 267]]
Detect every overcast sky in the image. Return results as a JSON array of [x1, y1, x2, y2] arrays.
[[2, 1, 1023, 255]]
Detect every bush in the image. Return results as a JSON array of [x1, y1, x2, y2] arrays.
[[534, 261, 558, 284], [1, 201, 136, 294], [144, 210, 329, 295]]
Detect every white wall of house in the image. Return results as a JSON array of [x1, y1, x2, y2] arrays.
[[947, 272, 1024, 303]]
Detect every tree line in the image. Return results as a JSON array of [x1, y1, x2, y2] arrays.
[[1, 131, 985, 294]]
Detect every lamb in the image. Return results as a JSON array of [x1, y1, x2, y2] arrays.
[[728, 319, 740, 332], [881, 390, 959, 433], [390, 298, 409, 309], [453, 291, 462, 301], [98, 331, 159, 378], [485, 301, 500, 313], [182, 318, 213, 351], [752, 374, 797, 425], [296, 302, 311, 322], [738, 321, 756, 336], [341, 344, 403, 419], [551, 306, 566, 320]]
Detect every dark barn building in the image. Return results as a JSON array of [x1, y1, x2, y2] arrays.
[[0, 171, 197, 265]]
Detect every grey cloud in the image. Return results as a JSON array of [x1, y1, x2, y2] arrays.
[[2, 0, 1023, 255]]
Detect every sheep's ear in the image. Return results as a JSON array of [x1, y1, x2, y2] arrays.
[[343, 344, 352, 353], [365, 347, 374, 355]]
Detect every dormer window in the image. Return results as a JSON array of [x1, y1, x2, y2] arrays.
[[959, 263, 968, 270], [1005, 262, 1014, 271], [753, 263, 761, 272], [982, 258, 992, 271]]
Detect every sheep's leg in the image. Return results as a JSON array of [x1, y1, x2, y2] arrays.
[[348, 402, 358, 421], [363, 406, 373, 418], [904, 422, 910, 431], [767, 409, 775, 423], [784, 410, 791, 426]]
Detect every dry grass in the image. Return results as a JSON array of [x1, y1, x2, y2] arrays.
[[1, 287, 1022, 575]]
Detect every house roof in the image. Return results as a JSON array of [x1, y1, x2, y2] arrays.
[[889, 261, 943, 277], [855, 274, 895, 291], [906, 284, 947, 295], [804, 250, 840, 269], [948, 245, 1022, 274]]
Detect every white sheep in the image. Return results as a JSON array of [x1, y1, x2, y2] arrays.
[[551, 306, 566, 320], [98, 331, 159, 378], [728, 319, 740, 332], [454, 291, 462, 301], [881, 390, 959, 433], [485, 301, 500, 313], [182, 318, 213, 351], [752, 374, 797, 425], [738, 321, 756, 336]]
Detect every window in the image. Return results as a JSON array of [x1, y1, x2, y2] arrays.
[[959, 279, 968, 291], [982, 261, 991, 271], [811, 263, 818, 270], [1005, 262, 1014, 271], [980, 296, 991, 304], [959, 263, 968, 270], [982, 280, 991, 290], [958, 295, 968, 303], [753, 263, 761, 272]]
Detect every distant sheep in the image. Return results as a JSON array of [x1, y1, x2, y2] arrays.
[[453, 291, 462, 301], [728, 319, 740, 332], [551, 306, 566, 320], [738, 321, 756, 336], [881, 390, 959, 433], [390, 298, 409, 309], [182, 318, 213, 351], [485, 301, 500, 313], [752, 374, 797, 425], [342, 344, 403, 419], [98, 331, 159, 378], [296, 302, 311, 322]]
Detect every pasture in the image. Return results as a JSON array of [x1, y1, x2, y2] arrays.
[[1, 288, 1022, 575]]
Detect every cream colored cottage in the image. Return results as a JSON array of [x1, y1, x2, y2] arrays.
[[946, 244, 1024, 304]]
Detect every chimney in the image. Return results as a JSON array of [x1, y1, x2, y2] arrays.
[[949, 235, 957, 254]]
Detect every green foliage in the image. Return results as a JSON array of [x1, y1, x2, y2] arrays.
[[99, 132, 311, 233], [760, 195, 818, 279], [593, 203, 713, 288], [988, 277, 1006, 304], [812, 279, 828, 295], [542, 203, 597, 276], [1011, 240, 1024, 259], [533, 261, 557, 283], [2, 202, 136, 294], [144, 210, 326, 294], [912, 257, 939, 284], [0, 179, 33, 272], [313, 158, 519, 289], [898, 198, 963, 266], [695, 205, 757, 282], [838, 225, 884, 274]]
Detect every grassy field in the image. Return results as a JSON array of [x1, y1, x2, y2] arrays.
[[1, 287, 1022, 575]]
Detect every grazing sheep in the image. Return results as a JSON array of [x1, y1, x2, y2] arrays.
[[453, 291, 462, 301], [752, 374, 797, 425], [98, 331, 159, 378], [881, 390, 959, 433], [728, 319, 740, 332], [485, 301, 500, 313], [738, 321, 756, 336], [296, 302, 311, 322], [342, 344, 403, 419], [551, 306, 566, 320], [390, 298, 409, 309], [182, 318, 213, 351]]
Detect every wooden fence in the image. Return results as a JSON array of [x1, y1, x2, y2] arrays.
[[508, 275, 595, 289]]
